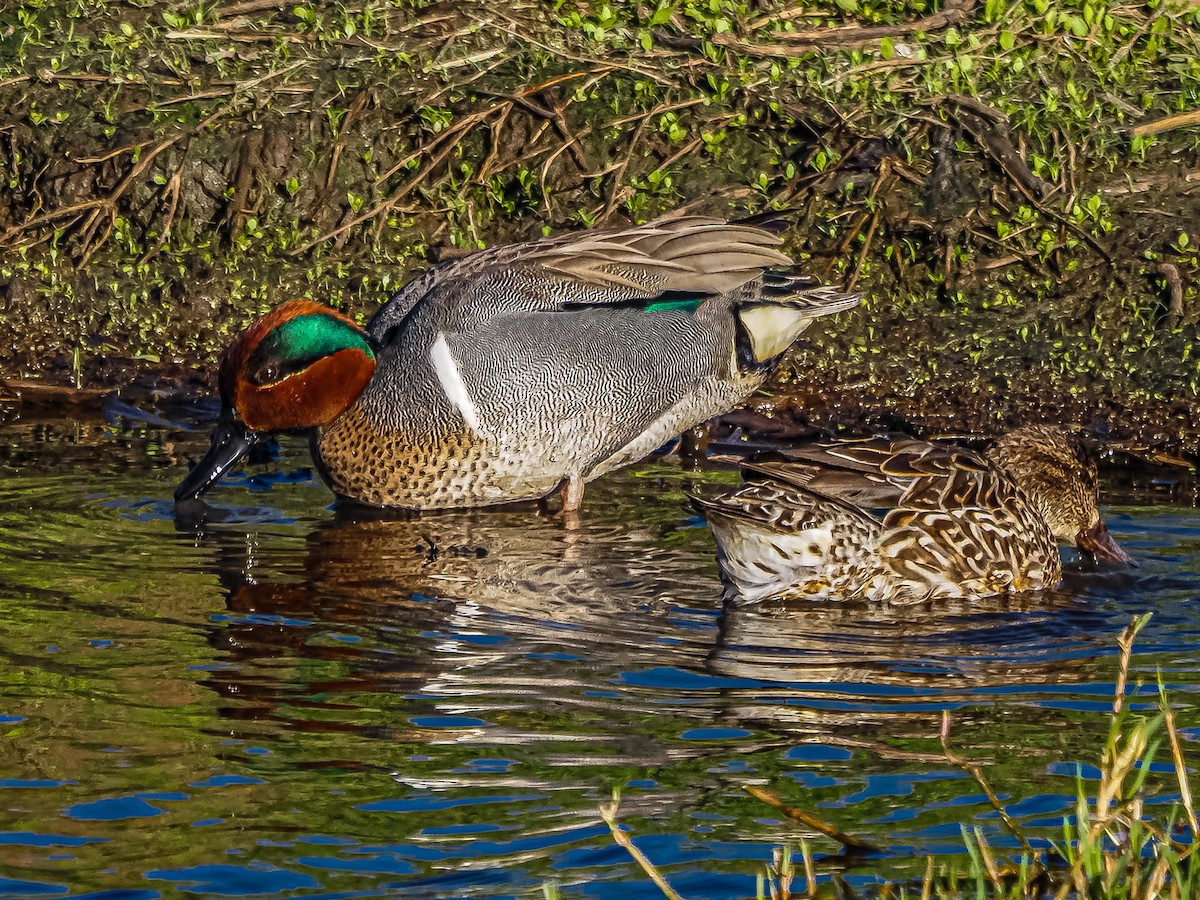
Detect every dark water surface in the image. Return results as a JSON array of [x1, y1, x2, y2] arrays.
[[2, 409, 1200, 899]]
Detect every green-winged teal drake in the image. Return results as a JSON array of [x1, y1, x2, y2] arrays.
[[175, 214, 858, 510], [691, 425, 1131, 604]]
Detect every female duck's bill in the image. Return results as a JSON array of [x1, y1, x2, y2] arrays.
[[692, 426, 1132, 606], [174, 214, 859, 511], [1075, 518, 1131, 566]]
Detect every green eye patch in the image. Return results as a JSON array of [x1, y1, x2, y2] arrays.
[[246, 313, 373, 386]]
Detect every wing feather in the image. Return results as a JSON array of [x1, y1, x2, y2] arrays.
[[366, 215, 847, 343]]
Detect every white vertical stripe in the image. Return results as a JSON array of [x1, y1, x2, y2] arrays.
[[429, 334, 482, 434]]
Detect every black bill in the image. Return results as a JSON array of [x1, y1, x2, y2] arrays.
[[174, 408, 263, 503]]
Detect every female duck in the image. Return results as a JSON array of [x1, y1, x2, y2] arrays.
[[175, 215, 857, 510], [692, 426, 1132, 604]]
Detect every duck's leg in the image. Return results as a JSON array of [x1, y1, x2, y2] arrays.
[[560, 475, 585, 513], [679, 423, 711, 467]]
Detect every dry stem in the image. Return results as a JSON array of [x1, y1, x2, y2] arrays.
[[598, 795, 686, 900], [719, 0, 978, 54], [940, 711, 1038, 859], [744, 785, 879, 852]]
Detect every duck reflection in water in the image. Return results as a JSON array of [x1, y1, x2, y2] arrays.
[[177, 502, 720, 767], [176, 488, 1129, 778], [703, 586, 1138, 774]]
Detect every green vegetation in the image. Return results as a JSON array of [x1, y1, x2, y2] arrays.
[[0, 1, 1197, 451]]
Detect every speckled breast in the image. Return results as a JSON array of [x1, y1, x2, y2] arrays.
[[311, 407, 569, 509]]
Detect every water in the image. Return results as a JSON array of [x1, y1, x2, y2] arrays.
[[1, 406, 1199, 898]]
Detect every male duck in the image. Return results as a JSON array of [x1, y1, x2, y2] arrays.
[[691, 425, 1132, 604], [175, 214, 858, 510]]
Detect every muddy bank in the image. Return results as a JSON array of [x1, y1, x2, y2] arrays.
[[0, 1, 1197, 454]]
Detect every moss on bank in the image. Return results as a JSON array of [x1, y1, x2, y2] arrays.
[[0, 0, 1198, 451]]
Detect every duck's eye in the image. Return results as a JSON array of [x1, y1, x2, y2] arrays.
[[246, 355, 321, 386], [246, 350, 323, 386], [247, 358, 282, 385]]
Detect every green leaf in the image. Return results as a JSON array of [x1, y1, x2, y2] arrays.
[[999, 30, 1015, 50], [648, 3, 673, 27], [880, 36, 894, 59]]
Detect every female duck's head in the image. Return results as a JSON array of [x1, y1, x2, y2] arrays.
[[175, 300, 376, 503], [989, 425, 1131, 565]]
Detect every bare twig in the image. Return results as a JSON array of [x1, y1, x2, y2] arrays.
[[0, 133, 182, 248], [164, 28, 304, 42], [608, 97, 707, 129], [325, 89, 372, 191], [1160, 262, 1185, 325], [77, 139, 161, 165], [550, 107, 590, 173], [718, 0, 977, 55], [539, 124, 593, 216], [1110, 9, 1164, 65], [148, 87, 237, 109], [940, 711, 1038, 859], [937, 96, 1054, 201], [824, 211, 870, 280], [213, 0, 288, 19], [489, 15, 679, 86], [1131, 109, 1200, 138], [1101, 168, 1200, 196], [293, 108, 500, 255], [931, 93, 1009, 126], [656, 134, 704, 174], [0, 98, 236, 259], [139, 153, 186, 265], [77, 212, 116, 268], [477, 104, 513, 184], [744, 785, 879, 852], [847, 208, 881, 292], [598, 794, 686, 900], [478, 88, 591, 172], [601, 114, 650, 223], [746, 7, 830, 30]]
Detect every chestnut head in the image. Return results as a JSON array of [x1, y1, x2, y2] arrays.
[[175, 301, 375, 503]]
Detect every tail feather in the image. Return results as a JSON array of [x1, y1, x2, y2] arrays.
[[737, 271, 859, 364], [732, 207, 800, 234]]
